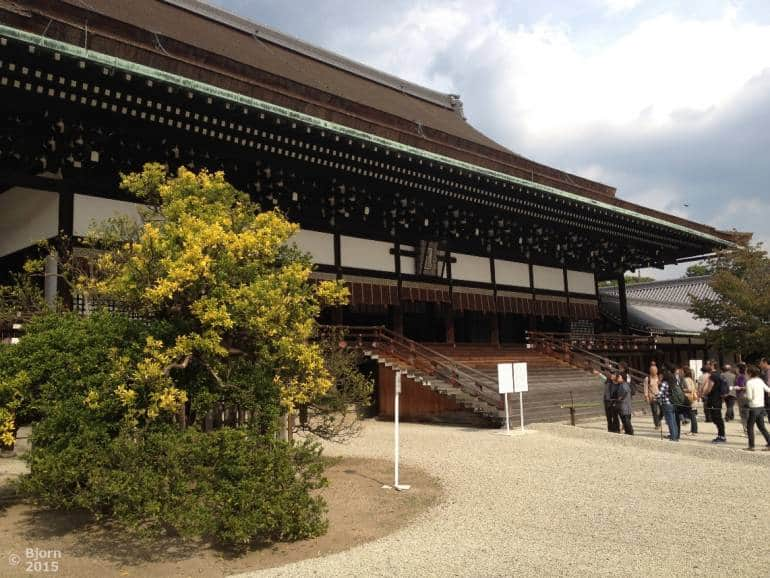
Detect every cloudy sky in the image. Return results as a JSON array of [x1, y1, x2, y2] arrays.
[[213, 0, 770, 278]]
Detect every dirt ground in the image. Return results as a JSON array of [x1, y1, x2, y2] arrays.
[[0, 457, 442, 577]]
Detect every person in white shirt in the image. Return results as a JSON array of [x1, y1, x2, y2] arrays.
[[743, 366, 770, 451]]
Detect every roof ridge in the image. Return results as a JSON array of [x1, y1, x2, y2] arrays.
[[160, 0, 460, 112], [599, 275, 712, 293]]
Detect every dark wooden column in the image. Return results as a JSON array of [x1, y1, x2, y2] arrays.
[[490, 313, 500, 346], [391, 305, 404, 335], [56, 190, 74, 309], [445, 307, 455, 345], [617, 274, 629, 334]]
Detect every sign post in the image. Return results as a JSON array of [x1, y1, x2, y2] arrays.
[[513, 362, 528, 432], [497, 363, 514, 433], [393, 371, 410, 491]]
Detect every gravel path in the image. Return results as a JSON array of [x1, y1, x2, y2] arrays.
[[234, 419, 770, 578]]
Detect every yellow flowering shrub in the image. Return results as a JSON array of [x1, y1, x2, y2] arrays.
[[0, 408, 14, 449], [79, 164, 348, 415]]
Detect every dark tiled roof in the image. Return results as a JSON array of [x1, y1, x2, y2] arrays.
[[1, 0, 749, 244]]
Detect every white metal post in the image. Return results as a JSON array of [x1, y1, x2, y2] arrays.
[[504, 392, 510, 433], [394, 371, 409, 491], [519, 391, 524, 432]]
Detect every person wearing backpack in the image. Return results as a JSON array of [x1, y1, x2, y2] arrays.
[[667, 368, 687, 440], [657, 369, 680, 441]]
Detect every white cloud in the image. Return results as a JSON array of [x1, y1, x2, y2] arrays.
[[602, 0, 642, 15], [328, 4, 770, 143]]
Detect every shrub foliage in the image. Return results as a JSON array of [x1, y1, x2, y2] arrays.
[[0, 165, 371, 548]]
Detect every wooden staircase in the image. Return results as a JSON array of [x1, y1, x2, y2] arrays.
[[426, 343, 611, 424], [330, 327, 620, 427]]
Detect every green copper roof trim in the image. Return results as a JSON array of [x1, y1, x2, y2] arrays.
[[0, 24, 733, 247]]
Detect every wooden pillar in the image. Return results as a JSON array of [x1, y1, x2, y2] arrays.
[[55, 190, 74, 310], [445, 307, 455, 344], [617, 274, 629, 334], [392, 305, 404, 335], [490, 313, 500, 346]]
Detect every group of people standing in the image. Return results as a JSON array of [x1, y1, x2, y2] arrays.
[[602, 358, 770, 451]]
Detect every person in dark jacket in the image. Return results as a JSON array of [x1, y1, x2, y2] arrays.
[[703, 360, 727, 443], [599, 369, 620, 433], [658, 369, 679, 441], [615, 372, 634, 435]]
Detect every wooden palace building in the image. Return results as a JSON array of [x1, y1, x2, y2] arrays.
[[0, 1, 747, 423]]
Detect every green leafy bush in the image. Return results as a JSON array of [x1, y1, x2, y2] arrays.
[[7, 312, 328, 548]]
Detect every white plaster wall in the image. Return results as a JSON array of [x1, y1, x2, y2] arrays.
[[567, 270, 596, 295], [341, 236, 395, 272], [494, 259, 530, 287], [452, 253, 491, 283], [533, 265, 565, 291], [0, 187, 58, 257], [291, 229, 335, 265], [73, 194, 144, 237]]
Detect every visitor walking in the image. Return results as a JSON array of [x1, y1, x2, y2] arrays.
[[658, 369, 679, 441], [703, 361, 727, 444], [678, 366, 698, 436], [743, 366, 770, 451], [697, 367, 711, 423], [723, 364, 737, 421], [760, 357, 770, 422], [734, 363, 749, 434], [643, 362, 662, 430]]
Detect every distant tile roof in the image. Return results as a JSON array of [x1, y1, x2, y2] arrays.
[[600, 276, 717, 307], [599, 276, 717, 335]]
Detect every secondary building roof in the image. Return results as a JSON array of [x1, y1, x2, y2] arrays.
[[599, 276, 715, 335]]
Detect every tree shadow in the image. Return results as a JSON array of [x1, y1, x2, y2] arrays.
[[16, 504, 312, 566], [18, 508, 203, 565]]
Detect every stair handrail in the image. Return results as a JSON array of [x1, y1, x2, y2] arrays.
[[526, 330, 656, 352], [323, 325, 504, 409], [527, 331, 648, 390]]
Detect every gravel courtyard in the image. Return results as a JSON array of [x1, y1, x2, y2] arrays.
[[237, 419, 770, 578]]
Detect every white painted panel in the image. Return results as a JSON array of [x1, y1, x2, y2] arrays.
[[341, 236, 395, 272], [452, 253, 491, 283], [494, 259, 530, 287], [73, 194, 144, 237], [567, 270, 596, 295], [400, 256, 415, 275], [291, 229, 335, 265], [400, 245, 415, 275], [533, 265, 565, 291], [0, 187, 58, 257]]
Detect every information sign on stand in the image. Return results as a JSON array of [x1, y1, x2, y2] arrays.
[[497, 363, 513, 433], [513, 362, 528, 431]]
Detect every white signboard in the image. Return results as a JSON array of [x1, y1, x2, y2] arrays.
[[497, 363, 514, 394], [513, 362, 528, 393]]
